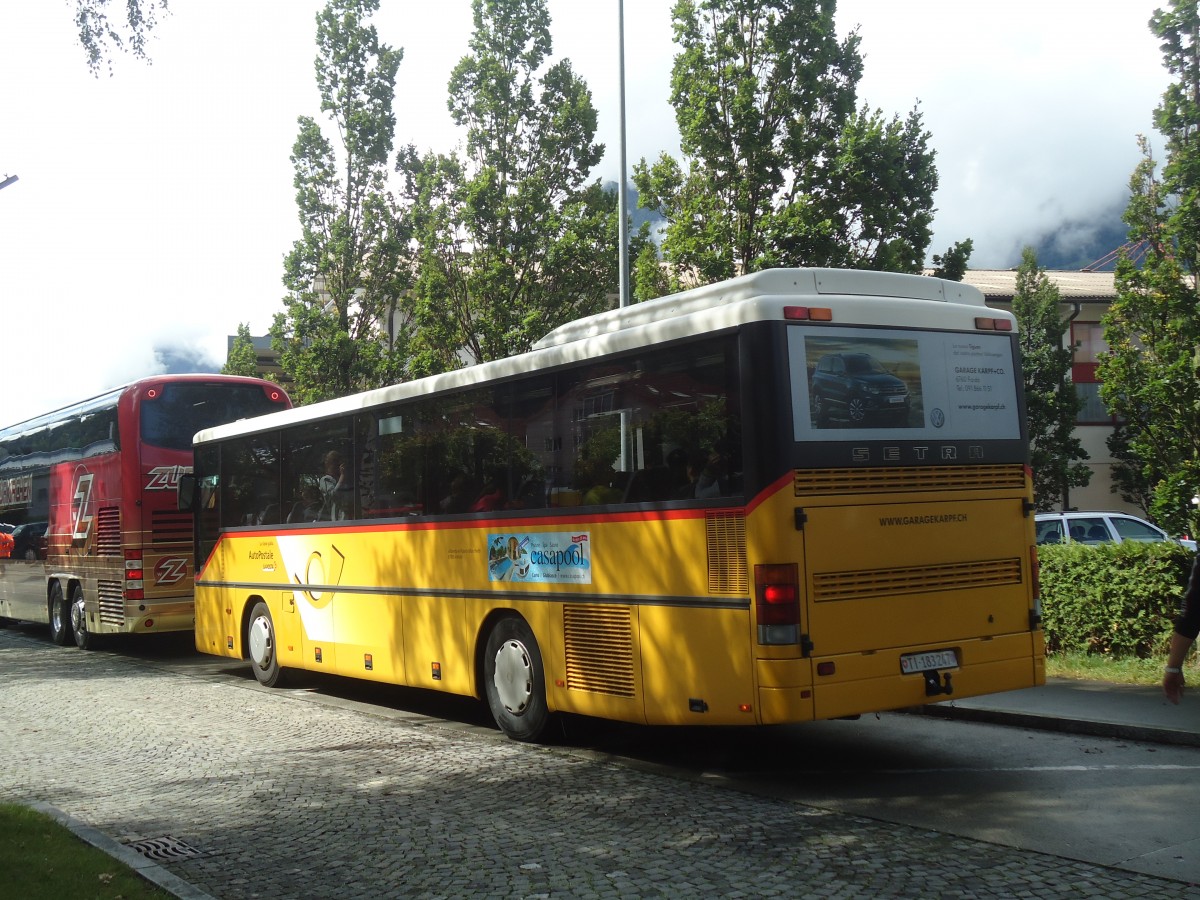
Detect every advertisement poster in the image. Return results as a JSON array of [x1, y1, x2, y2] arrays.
[[789, 327, 1021, 442], [487, 531, 592, 584]]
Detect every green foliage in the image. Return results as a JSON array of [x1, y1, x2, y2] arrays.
[[398, 0, 619, 373], [634, 0, 938, 286], [1045, 651, 1191, 685], [1099, 2, 1200, 538], [271, 0, 411, 405], [222, 323, 260, 377], [73, 0, 168, 75], [931, 238, 974, 282], [1012, 248, 1089, 509], [1039, 542, 1192, 658]]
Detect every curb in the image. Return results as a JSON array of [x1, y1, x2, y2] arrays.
[[29, 803, 219, 900], [905, 704, 1200, 748]]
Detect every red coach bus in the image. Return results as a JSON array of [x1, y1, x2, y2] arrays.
[[0, 375, 289, 648]]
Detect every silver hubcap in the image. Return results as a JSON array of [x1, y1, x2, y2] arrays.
[[493, 639, 532, 715], [248, 615, 273, 669], [71, 597, 86, 636]]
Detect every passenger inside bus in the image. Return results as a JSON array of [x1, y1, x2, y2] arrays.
[[288, 485, 323, 523], [319, 450, 352, 520]]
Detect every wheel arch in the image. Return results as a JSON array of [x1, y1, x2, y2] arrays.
[[474, 608, 521, 702], [44, 575, 72, 617]]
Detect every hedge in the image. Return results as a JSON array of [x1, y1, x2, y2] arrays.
[[1039, 541, 1194, 658]]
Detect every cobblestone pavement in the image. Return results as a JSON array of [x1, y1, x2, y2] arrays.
[[2, 630, 1198, 900]]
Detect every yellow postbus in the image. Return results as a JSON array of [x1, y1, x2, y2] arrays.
[[185, 268, 1044, 740]]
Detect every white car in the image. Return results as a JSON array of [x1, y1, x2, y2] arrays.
[[1035, 511, 1196, 550]]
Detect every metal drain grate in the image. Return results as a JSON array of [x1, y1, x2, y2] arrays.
[[125, 836, 211, 861]]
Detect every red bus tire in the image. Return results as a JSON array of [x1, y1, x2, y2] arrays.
[[48, 582, 73, 647], [71, 585, 100, 651]]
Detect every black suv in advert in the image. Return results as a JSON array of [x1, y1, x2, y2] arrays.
[[810, 352, 910, 425]]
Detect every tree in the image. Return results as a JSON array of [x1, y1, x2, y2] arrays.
[[633, 0, 940, 291], [398, 0, 619, 374], [270, 0, 410, 406], [222, 323, 260, 378], [1098, 0, 1200, 537], [1011, 248, 1089, 509], [931, 239, 974, 282], [74, 0, 169, 75]]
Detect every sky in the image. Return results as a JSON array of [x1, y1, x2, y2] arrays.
[[0, 0, 1171, 424]]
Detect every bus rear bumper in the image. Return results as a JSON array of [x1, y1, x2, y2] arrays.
[[809, 634, 1044, 721], [755, 633, 1044, 723], [99, 599, 194, 635]]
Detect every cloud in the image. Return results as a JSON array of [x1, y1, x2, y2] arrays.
[[0, 0, 1172, 424]]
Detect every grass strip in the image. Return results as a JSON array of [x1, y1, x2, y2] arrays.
[[0, 803, 174, 900]]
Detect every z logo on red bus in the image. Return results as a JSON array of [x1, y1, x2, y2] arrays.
[[146, 465, 192, 491], [73, 472, 94, 541], [155, 557, 188, 586]]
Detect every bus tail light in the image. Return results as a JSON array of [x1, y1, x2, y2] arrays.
[[784, 306, 833, 321], [125, 549, 145, 601], [975, 316, 1013, 331], [755, 563, 800, 645]]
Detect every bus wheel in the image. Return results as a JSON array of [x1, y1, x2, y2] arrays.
[[70, 586, 99, 651], [48, 582, 73, 646], [484, 616, 549, 742], [247, 601, 287, 687]]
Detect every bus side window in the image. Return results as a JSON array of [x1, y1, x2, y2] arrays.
[[358, 407, 423, 518]]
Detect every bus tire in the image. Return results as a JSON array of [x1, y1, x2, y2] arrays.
[[48, 582, 73, 646], [484, 615, 550, 742], [247, 600, 287, 688], [70, 585, 100, 651]]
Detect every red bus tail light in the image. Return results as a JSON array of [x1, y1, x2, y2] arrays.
[[124, 549, 145, 600], [755, 563, 800, 645]]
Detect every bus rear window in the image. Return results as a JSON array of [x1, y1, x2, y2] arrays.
[[141, 384, 286, 450]]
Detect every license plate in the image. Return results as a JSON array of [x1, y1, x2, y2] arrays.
[[888, 395, 905, 404], [900, 649, 958, 674]]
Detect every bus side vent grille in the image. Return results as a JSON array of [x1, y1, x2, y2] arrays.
[[706, 510, 748, 594], [151, 510, 193, 544], [563, 605, 635, 697], [794, 465, 1027, 496], [97, 580, 124, 625], [813, 558, 1022, 602], [96, 507, 122, 557]]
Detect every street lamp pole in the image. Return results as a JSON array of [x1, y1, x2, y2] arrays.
[[617, 0, 630, 308]]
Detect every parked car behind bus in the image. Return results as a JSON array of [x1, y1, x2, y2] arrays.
[[1035, 511, 1195, 551]]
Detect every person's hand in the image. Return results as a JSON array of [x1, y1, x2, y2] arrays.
[[1164, 668, 1185, 705]]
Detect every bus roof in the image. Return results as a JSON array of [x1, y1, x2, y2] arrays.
[[193, 268, 995, 444], [0, 373, 283, 443], [534, 268, 985, 349]]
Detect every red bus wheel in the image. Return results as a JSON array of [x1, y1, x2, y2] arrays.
[[70, 586, 99, 651], [48, 582, 72, 647]]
